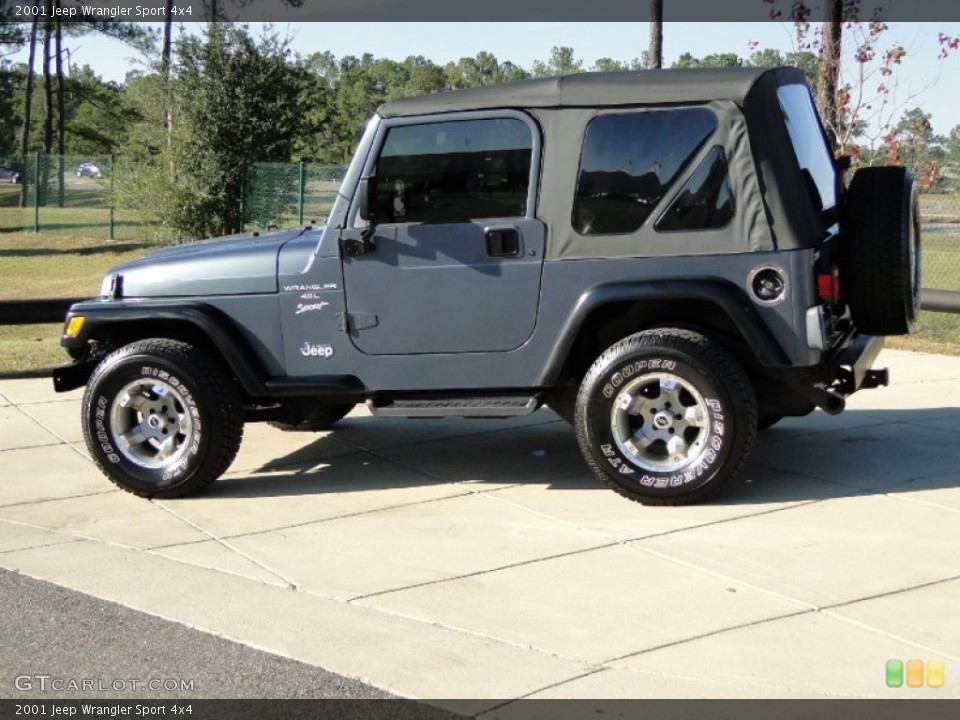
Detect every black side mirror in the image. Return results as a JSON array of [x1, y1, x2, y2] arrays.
[[357, 176, 379, 224]]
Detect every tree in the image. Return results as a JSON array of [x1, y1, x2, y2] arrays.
[[672, 52, 742, 69], [444, 52, 527, 89], [648, 0, 663, 69], [170, 24, 307, 237], [41, 2, 52, 155], [18, 17, 38, 207], [592, 57, 645, 72], [64, 67, 134, 155], [0, 62, 23, 157], [747, 48, 818, 84], [945, 124, 960, 162], [759, 3, 959, 172], [531, 47, 583, 77], [816, 0, 843, 149], [55, 0, 66, 206], [883, 108, 944, 189]]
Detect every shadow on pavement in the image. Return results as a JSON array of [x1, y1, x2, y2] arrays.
[[204, 407, 959, 505]]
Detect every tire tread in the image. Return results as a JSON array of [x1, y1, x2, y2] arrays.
[[575, 328, 757, 506], [82, 339, 244, 499]]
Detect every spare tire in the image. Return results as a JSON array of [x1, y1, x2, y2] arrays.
[[840, 166, 921, 336]]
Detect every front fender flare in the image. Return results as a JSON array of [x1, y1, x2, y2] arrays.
[[58, 300, 270, 397]]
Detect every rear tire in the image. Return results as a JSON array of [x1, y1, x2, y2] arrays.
[[841, 166, 921, 336], [575, 329, 757, 506]]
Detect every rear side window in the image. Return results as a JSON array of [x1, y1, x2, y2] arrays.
[[375, 118, 532, 223], [573, 109, 717, 235], [656, 147, 735, 232], [777, 84, 837, 212]]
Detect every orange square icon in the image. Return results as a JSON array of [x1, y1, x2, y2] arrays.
[[927, 660, 945, 688], [906, 659, 924, 688]]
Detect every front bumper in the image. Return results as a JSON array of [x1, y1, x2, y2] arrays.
[[53, 356, 98, 393]]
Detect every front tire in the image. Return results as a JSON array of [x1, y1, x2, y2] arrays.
[[82, 339, 244, 498], [575, 329, 757, 506]]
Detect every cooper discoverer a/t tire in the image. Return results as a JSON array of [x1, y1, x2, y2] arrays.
[[575, 329, 757, 506], [841, 166, 921, 336], [81, 339, 244, 498]]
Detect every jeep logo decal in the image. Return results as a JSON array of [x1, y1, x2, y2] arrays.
[[300, 342, 334, 358]]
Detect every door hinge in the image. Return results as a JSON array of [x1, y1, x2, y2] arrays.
[[337, 312, 379, 332]]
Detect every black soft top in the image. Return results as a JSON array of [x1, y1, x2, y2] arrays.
[[379, 67, 801, 117]]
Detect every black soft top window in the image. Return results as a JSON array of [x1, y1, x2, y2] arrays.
[[656, 146, 735, 232], [375, 118, 532, 223], [777, 84, 837, 212], [573, 108, 717, 236]]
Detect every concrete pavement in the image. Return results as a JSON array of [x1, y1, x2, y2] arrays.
[[1, 348, 958, 710]]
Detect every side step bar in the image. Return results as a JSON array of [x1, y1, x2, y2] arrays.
[[368, 396, 540, 419]]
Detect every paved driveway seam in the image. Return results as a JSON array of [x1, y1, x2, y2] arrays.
[[152, 499, 301, 589], [820, 608, 960, 663], [629, 542, 821, 610], [0, 489, 114, 509], [210, 486, 478, 540], [348, 541, 620, 603]]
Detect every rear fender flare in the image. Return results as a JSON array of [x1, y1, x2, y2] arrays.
[[537, 280, 790, 386]]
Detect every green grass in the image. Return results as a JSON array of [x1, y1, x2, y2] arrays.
[[0, 233, 156, 375], [0, 323, 65, 376], [923, 230, 960, 292], [0, 234, 153, 301]]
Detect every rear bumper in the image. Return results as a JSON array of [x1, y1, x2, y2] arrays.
[[835, 334, 887, 395], [777, 333, 886, 416]]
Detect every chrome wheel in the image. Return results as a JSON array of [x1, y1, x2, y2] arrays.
[[610, 372, 710, 474], [108, 378, 194, 470]]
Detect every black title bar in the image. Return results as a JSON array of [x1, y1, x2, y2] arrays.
[[3, 0, 960, 22]]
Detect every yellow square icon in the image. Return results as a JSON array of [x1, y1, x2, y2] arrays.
[[927, 660, 945, 688], [906, 659, 924, 688]]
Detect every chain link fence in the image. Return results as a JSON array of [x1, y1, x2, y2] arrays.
[[0, 154, 131, 238], [921, 194, 960, 293], [0, 154, 348, 242], [240, 162, 345, 231]]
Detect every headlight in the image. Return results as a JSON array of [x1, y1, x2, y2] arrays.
[[100, 273, 122, 300]]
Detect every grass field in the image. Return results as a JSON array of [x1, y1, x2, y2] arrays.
[[2, 217, 960, 375], [0, 234, 154, 375]]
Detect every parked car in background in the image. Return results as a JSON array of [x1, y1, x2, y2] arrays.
[[74, 162, 104, 179], [0, 164, 22, 183]]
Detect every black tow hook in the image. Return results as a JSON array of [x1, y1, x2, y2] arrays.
[[860, 368, 890, 390]]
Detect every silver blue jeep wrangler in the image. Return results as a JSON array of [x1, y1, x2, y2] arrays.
[[55, 67, 920, 505]]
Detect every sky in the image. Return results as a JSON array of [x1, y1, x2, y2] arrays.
[[12, 21, 960, 139]]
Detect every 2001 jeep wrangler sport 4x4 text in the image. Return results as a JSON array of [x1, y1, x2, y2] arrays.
[[54, 67, 920, 505]]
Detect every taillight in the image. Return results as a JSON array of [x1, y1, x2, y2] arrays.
[[817, 266, 841, 304]]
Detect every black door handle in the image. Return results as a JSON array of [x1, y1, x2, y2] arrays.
[[485, 228, 520, 258]]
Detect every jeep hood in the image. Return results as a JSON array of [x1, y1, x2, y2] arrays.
[[110, 228, 318, 298]]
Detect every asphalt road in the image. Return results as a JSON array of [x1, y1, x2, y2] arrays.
[[1, 568, 461, 718]]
